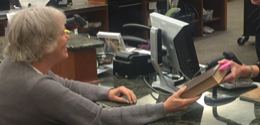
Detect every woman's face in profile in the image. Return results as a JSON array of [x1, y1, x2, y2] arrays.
[[49, 21, 70, 62]]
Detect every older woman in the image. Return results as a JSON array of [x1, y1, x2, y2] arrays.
[[0, 7, 199, 125]]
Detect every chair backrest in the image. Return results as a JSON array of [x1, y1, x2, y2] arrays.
[[121, 23, 150, 48]]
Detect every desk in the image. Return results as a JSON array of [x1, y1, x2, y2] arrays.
[[51, 33, 104, 84], [96, 68, 260, 124], [0, 11, 7, 36]]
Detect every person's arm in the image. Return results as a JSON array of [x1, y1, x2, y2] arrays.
[[219, 59, 260, 83], [252, 63, 260, 81], [48, 71, 137, 104], [163, 86, 200, 114], [30, 78, 166, 125], [47, 71, 110, 101], [240, 65, 259, 78]]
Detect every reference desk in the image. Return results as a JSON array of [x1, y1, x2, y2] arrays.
[[96, 68, 260, 125], [51, 33, 104, 84]]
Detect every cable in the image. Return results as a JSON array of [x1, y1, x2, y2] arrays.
[[142, 76, 172, 96], [191, 66, 208, 79], [189, 3, 199, 22], [149, 92, 159, 101]]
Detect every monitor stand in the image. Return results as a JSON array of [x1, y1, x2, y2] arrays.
[[150, 27, 179, 93], [151, 67, 179, 93]]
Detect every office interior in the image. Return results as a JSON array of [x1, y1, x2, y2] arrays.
[[1, 0, 260, 124]]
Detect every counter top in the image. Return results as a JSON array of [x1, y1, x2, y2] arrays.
[[97, 68, 203, 124], [96, 67, 260, 125], [0, 34, 104, 60], [67, 33, 104, 51]]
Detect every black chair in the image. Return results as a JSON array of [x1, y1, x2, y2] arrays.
[[121, 23, 150, 49]]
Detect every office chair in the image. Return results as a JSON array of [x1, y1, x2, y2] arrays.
[[121, 23, 150, 50], [120, 8, 181, 50]]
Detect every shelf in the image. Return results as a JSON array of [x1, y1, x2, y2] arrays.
[[203, 17, 221, 23], [140, 0, 227, 37]]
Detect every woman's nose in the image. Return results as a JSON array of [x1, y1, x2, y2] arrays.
[[65, 33, 70, 40]]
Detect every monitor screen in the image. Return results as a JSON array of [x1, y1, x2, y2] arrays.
[[150, 12, 200, 93]]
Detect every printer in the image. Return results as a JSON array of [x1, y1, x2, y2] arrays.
[[113, 51, 155, 78]]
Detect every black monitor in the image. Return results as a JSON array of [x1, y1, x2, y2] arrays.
[[150, 12, 200, 93], [0, 0, 10, 11]]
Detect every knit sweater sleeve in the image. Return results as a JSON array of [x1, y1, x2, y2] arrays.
[[47, 71, 110, 101], [29, 77, 166, 125]]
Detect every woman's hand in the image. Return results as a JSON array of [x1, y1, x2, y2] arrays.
[[163, 86, 200, 114], [108, 86, 137, 104], [218, 59, 244, 83]]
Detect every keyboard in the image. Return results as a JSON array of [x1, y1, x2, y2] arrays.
[[218, 77, 258, 90]]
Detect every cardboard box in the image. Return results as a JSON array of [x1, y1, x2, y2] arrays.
[[180, 64, 228, 98]]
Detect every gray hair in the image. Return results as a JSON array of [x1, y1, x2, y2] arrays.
[[4, 6, 66, 63]]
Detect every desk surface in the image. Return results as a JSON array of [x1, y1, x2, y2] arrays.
[[67, 33, 104, 51], [97, 67, 260, 125]]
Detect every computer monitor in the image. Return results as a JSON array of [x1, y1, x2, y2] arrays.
[[150, 12, 200, 93]]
